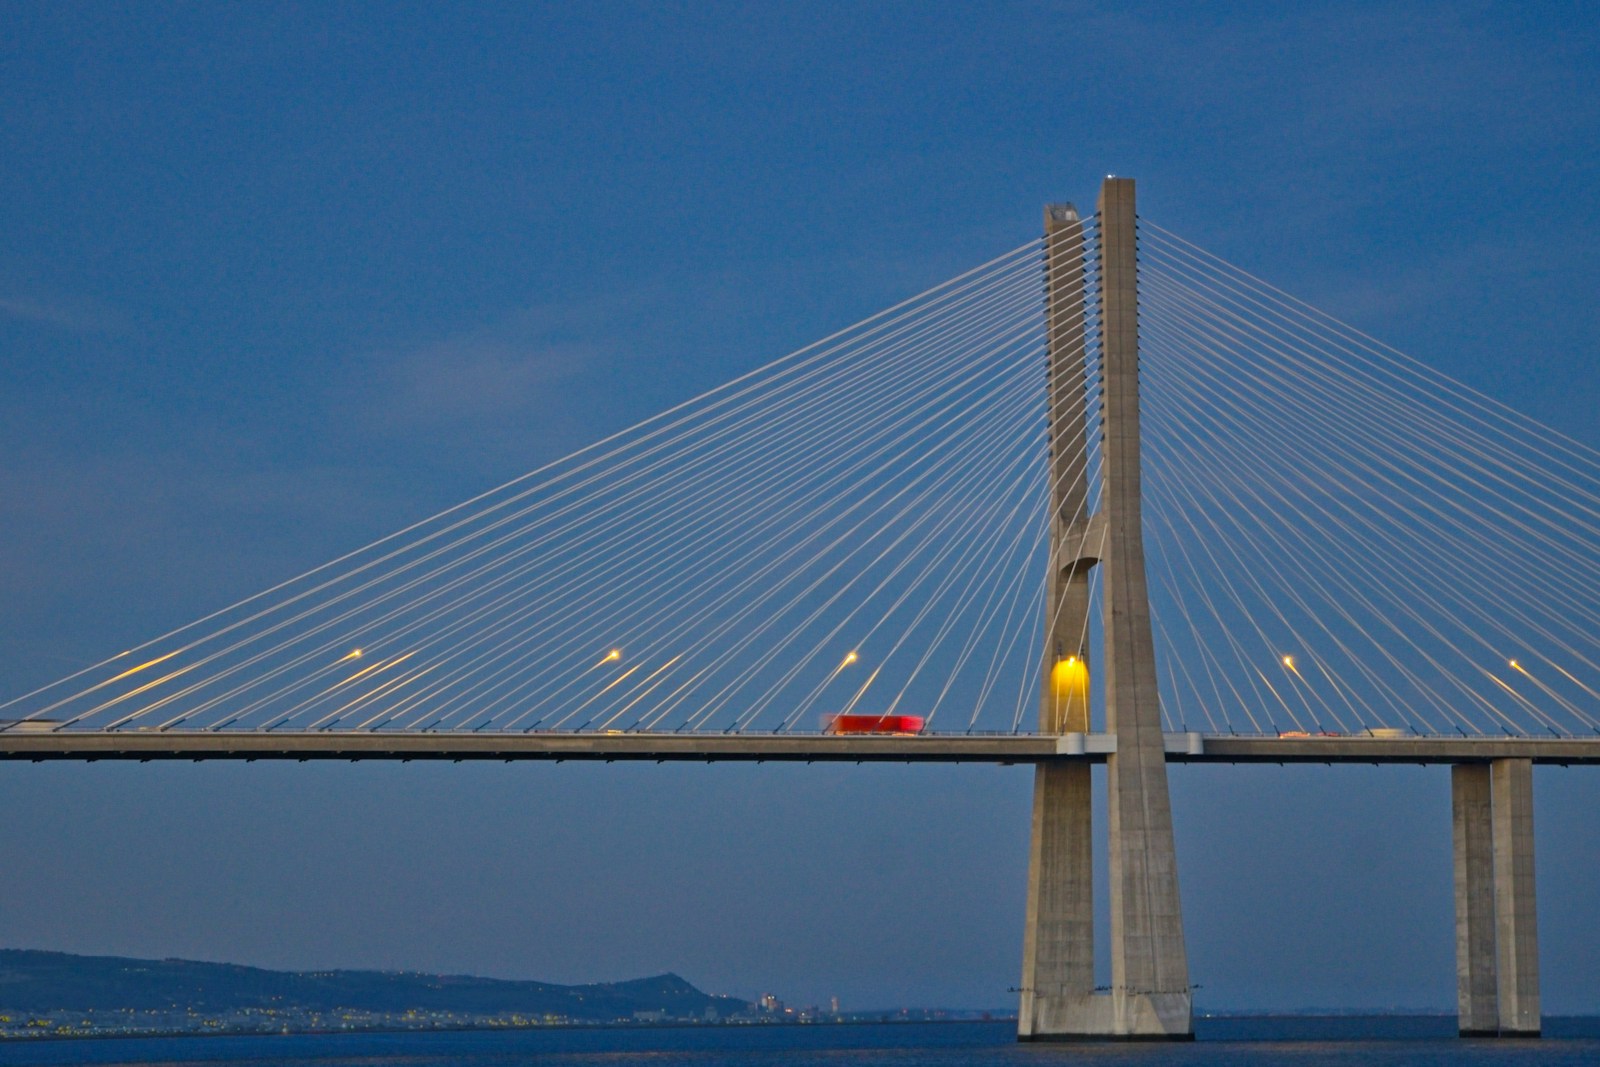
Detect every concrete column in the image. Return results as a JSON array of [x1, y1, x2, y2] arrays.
[[1451, 759, 1541, 1039], [1019, 179, 1190, 1041], [1491, 758, 1540, 1036], [1018, 760, 1101, 1036], [1452, 764, 1498, 1035], [1019, 204, 1099, 1041], [1038, 203, 1093, 730], [1097, 177, 1192, 1038]]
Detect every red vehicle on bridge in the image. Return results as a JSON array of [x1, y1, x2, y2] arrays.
[[822, 713, 926, 735]]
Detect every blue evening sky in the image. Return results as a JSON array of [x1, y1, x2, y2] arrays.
[[1, 2, 1597, 1011]]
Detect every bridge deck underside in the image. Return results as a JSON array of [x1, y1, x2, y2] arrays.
[[0, 732, 1596, 764]]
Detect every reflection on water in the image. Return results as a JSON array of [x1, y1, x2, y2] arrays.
[[0, 1019, 1597, 1067]]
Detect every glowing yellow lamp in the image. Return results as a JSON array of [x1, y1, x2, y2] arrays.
[[1050, 655, 1090, 731]]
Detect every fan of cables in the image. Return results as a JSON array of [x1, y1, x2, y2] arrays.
[[0, 230, 1098, 736], [1139, 219, 1600, 738], [7, 211, 1594, 740]]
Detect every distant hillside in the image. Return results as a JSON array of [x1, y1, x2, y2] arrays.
[[0, 950, 749, 1022]]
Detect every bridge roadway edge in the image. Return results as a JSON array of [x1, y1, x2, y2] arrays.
[[1, 731, 1597, 764]]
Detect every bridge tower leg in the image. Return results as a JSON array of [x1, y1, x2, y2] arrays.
[[1453, 760, 1541, 1037], [1097, 177, 1193, 1039], [1491, 759, 1540, 1036], [1453, 763, 1499, 1035], [1019, 177, 1192, 1041], [1018, 202, 1101, 1038]]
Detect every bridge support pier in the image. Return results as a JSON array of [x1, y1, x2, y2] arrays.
[[1018, 761, 1098, 1035], [1018, 178, 1192, 1042], [1452, 760, 1540, 1038]]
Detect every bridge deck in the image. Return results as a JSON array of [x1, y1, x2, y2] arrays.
[[1, 731, 1597, 764]]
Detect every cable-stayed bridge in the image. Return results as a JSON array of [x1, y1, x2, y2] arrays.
[[3, 178, 1597, 1040]]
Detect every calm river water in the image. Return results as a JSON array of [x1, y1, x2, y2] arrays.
[[2, 1018, 1599, 1066]]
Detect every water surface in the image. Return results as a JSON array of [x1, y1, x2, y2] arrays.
[[2, 1018, 1598, 1066]]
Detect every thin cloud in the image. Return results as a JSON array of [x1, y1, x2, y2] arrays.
[[348, 300, 628, 434], [369, 337, 600, 425], [0, 292, 133, 337]]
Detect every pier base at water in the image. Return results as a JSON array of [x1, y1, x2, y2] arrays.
[[1452, 759, 1540, 1038]]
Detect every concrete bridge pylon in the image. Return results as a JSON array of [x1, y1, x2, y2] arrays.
[[1018, 177, 1193, 1041], [1453, 759, 1541, 1037]]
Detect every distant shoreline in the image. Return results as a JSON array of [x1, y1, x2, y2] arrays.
[[9, 1014, 1600, 1045], [0, 1016, 1018, 1044]]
